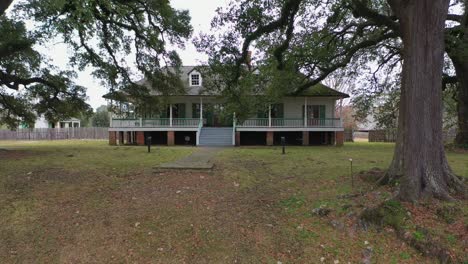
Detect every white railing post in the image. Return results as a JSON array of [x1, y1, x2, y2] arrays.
[[200, 97, 203, 122], [169, 104, 173, 127], [139, 118, 142, 127], [268, 105, 272, 127], [232, 112, 236, 146], [196, 118, 203, 146], [304, 97, 308, 127]]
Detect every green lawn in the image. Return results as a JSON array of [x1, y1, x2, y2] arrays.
[[0, 141, 466, 263]]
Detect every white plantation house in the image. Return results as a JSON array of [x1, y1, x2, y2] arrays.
[[18, 116, 81, 129], [105, 66, 349, 146]]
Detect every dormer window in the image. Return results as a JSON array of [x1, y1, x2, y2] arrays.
[[190, 73, 201, 86]]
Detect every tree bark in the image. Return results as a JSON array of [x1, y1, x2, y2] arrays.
[[389, 0, 465, 201], [379, 70, 405, 185]]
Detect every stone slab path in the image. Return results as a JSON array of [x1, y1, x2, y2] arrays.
[[157, 147, 225, 170]]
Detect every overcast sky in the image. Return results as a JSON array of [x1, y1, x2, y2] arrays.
[[40, 0, 228, 110]]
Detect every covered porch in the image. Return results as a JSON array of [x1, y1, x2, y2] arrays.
[[109, 96, 344, 129]]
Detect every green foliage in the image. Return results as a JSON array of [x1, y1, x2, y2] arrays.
[[0, 16, 91, 128], [195, 0, 401, 119], [280, 195, 305, 211], [18, 0, 192, 90], [399, 252, 411, 260], [91, 105, 110, 127], [1, 0, 193, 129], [446, 234, 457, 245], [412, 230, 425, 242]]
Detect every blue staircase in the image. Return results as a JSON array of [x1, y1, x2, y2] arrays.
[[199, 127, 233, 146]]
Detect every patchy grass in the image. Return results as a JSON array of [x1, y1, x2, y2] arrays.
[[0, 141, 466, 263]]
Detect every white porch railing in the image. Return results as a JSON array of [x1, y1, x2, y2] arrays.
[[271, 118, 304, 127], [307, 118, 342, 127], [142, 118, 170, 127], [111, 118, 201, 128], [196, 118, 203, 146], [111, 119, 140, 128], [237, 118, 342, 128], [238, 118, 269, 127]]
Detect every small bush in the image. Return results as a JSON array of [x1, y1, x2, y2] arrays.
[[280, 195, 305, 211], [413, 230, 425, 242]]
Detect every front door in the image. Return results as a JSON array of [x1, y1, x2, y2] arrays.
[[192, 103, 215, 127], [204, 104, 214, 127]]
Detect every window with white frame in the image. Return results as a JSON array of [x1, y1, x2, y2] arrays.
[[190, 73, 201, 86]]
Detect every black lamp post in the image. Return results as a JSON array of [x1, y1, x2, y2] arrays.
[[281, 136, 286, 155], [147, 136, 152, 153]]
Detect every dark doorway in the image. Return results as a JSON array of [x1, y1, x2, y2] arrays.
[[175, 131, 196, 146], [309, 132, 333, 145], [273, 132, 303, 146], [145, 131, 168, 145], [240, 132, 267, 145]]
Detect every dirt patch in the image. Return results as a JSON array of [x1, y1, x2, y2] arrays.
[[3, 168, 90, 196], [357, 167, 385, 183], [357, 197, 467, 263], [0, 149, 34, 160]]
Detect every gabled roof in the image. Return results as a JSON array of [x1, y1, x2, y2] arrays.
[[103, 66, 350, 99]]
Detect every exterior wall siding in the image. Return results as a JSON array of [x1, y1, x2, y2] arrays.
[[166, 96, 337, 119], [282, 97, 336, 119]]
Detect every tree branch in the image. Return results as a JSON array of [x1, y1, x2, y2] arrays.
[[0, 71, 57, 90], [0, 0, 14, 16]]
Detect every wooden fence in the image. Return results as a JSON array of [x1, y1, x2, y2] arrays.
[[0, 127, 109, 140], [344, 130, 354, 142], [368, 130, 397, 142]]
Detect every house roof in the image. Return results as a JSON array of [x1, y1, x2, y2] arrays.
[[292, 83, 350, 98], [134, 66, 209, 96], [103, 66, 350, 100]]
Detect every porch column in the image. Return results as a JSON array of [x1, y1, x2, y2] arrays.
[[118, 131, 124, 145], [109, 131, 117, 145], [136, 131, 145, 146], [169, 104, 173, 127], [126, 132, 132, 144], [335, 131, 344, 147], [266, 131, 274, 146], [167, 131, 175, 146], [302, 131, 309, 146], [339, 99, 343, 127], [200, 97, 203, 121], [268, 104, 272, 127], [304, 97, 308, 127]]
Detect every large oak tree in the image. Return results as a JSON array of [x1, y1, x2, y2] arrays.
[[199, 0, 465, 201], [388, 0, 464, 200], [0, 0, 192, 128]]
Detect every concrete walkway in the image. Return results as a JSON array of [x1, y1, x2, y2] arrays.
[[157, 147, 225, 170]]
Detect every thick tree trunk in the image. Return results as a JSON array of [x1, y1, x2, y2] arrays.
[[0, 0, 14, 16], [380, 71, 405, 185], [389, 0, 465, 201], [453, 60, 468, 147]]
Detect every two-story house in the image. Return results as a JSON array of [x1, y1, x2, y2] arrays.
[[105, 66, 349, 146]]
